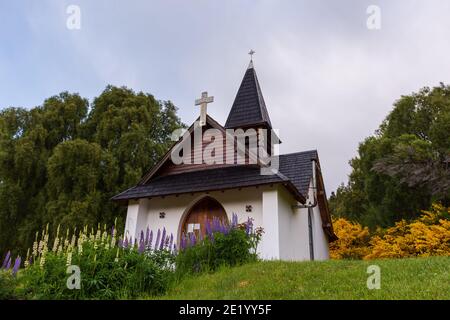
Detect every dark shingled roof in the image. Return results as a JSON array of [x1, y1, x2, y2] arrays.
[[111, 150, 318, 202], [225, 63, 272, 129]]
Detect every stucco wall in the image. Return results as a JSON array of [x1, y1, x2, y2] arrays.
[[124, 182, 330, 261], [125, 187, 267, 253]]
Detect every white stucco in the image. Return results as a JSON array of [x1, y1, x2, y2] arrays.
[[124, 182, 330, 261]]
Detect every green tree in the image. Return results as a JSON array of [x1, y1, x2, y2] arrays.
[[0, 86, 184, 254], [330, 83, 450, 228]]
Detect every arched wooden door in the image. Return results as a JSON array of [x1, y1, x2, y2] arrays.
[[182, 197, 227, 237]]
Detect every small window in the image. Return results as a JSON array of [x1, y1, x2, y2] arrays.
[[187, 223, 200, 233], [159, 212, 166, 219], [246, 205, 253, 212]]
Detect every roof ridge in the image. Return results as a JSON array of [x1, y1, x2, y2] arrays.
[[279, 150, 318, 157]]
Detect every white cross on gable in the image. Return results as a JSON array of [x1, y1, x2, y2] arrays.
[[195, 91, 214, 126]]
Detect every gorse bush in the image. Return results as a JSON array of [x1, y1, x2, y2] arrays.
[[330, 203, 450, 260], [176, 214, 263, 275]]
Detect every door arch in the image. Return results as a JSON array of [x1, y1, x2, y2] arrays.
[[179, 196, 228, 239]]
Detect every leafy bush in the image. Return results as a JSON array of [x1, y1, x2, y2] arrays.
[[176, 214, 263, 275]]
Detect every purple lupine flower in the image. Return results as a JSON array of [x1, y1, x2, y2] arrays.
[[145, 227, 150, 245], [246, 217, 254, 235], [148, 230, 153, 250], [118, 237, 123, 248], [6, 257, 11, 269], [138, 240, 145, 254], [173, 243, 178, 255], [189, 232, 197, 246], [159, 228, 166, 250], [140, 231, 144, 243], [212, 217, 220, 232], [210, 232, 215, 244], [205, 219, 212, 237], [2, 251, 11, 269], [155, 229, 161, 250], [231, 213, 238, 228], [169, 233, 174, 250], [12, 256, 21, 276], [180, 234, 185, 250], [111, 226, 115, 237], [123, 237, 129, 249]]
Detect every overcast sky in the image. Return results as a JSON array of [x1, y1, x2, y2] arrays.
[[1, 0, 449, 193]]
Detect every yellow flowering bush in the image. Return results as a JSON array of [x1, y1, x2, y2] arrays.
[[330, 203, 450, 260], [329, 218, 371, 259]]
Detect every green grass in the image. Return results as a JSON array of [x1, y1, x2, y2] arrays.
[[157, 257, 450, 300]]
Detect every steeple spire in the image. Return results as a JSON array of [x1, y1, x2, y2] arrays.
[[225, 57, 272, 129]]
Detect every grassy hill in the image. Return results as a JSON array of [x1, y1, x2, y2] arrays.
[[158, 257, 450, 300]]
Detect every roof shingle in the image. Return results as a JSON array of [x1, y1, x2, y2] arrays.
[[225, 64, 272, 129]]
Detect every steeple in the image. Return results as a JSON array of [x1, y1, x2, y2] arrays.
[[225, 58, 272, 129]]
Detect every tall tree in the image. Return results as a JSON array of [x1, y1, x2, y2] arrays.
[[0, 86, 184, 254], [330, 83, 450, 228]]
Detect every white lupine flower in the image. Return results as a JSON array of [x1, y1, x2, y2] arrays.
[[66, 251, 72, 266], [52, 236, 59, 253], [71, 234, 76, 248]]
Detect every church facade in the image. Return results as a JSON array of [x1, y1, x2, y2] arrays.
[[112, 60, 337, 261]]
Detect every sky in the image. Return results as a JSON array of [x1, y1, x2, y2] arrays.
[[1, 0, 450, 193]]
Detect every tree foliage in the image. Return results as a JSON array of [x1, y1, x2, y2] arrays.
[[329, 83, 450, 227], [0, 86, 184, 254]]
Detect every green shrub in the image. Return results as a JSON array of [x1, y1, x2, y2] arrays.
[[175, 215, 262, 275], [0, 271, 18, 299]]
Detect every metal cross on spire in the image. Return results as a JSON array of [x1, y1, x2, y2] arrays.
[[248, 49, 255, 69], [248, 49, 255, 61], [195, 91, 214, 126]]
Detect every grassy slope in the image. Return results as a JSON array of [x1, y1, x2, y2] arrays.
[[159, 257, 450, 300]]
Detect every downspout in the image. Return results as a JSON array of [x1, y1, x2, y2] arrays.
[[292, 159, 318, 261]]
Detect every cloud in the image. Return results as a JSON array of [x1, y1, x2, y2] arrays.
[[1, 0, 449, 192]]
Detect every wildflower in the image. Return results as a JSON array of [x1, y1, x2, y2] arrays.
[[123, 237, 129, 249], [155, 229, 161, 250], [180, 234, 186, 250], [5, 257, 12, 269], [2, 251, 11, 269], [205, 219, 212, 237], [189, 232, 197, 246], [66, 250, 72, 267], [159, 228, 166, 250], [118, 237, 123, 248], [138, 240, 145, 254], [32, 233, 38, 257], [145, 227, 150, 245], [246, 217, 254, 235], [168, 233, 174, 251], [114, 248, 119, 262], [231, 213, 238, 228], [148, 230, 153, 250], [173, 244, 178, 255], [12, 256, 21, 276], [24, 249, 30, 268]]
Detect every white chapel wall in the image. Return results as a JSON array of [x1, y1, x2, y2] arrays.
[[126, 187, 266, 251]]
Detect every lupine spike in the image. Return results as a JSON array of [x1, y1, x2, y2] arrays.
[[159, 228, 166, 250], [169, 233, 174, 250], [155, 229, 161, 250], [2, 251, 11, 269], [148, 230, 153, 249]]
